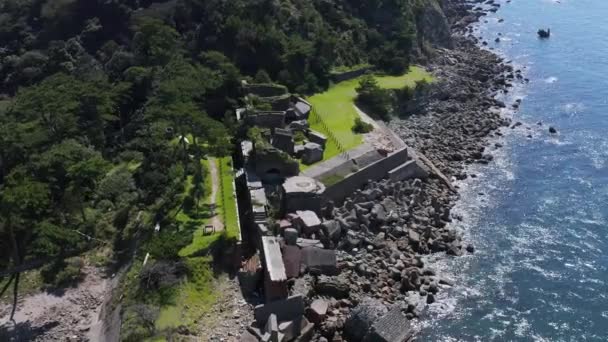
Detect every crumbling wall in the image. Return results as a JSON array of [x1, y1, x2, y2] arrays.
[[245, 111, 286, 129]]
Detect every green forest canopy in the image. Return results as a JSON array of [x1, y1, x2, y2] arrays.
[[0, 0, 442, 332]]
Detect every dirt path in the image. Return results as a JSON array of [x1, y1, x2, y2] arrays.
[[208, 158, 224, 232], [0, 266, 111, 341]]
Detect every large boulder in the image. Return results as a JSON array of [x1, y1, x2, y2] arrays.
[[315, 276, 350, 299], [307, 299, 329, 324]]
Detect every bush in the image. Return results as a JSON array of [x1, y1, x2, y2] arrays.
[[352, 118, 374, 134], [139, 260, 186, 291], [145, 231, 192, 260], [293, 131, 307, 144], [355, 75, 392, 120], [41, 257, 85, 287], [121, 304, 159, 341], [254, 69, 272, 83]]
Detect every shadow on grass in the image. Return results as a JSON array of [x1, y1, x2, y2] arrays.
[[182, 203, 216, 221]]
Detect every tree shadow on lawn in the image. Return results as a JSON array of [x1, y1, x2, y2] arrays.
[[182, 203, 215, 221]]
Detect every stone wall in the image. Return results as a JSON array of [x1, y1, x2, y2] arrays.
[[245, 111, 286, 128], [322, 147, 409, 205], [330, 66, 374, 83], [244, 83, 288, 97]]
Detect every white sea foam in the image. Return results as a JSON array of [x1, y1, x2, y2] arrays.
[[514, 317, 531, 337], [561, 102, 586, 113], [544, 76, 558, 83]]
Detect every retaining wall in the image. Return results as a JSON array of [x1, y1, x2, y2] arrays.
[[330, 67, 374, 83], [244, 83, 288, 97], [322, 147, 409, 204]]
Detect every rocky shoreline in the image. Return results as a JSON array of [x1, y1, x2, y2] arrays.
[[265, 0, 527, 341]]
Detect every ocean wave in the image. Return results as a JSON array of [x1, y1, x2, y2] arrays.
[[561, 102, 586, 114], [544, 76, 558, 83]]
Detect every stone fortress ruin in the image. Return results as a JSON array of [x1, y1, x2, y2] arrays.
[[233, 80, 454, 342]]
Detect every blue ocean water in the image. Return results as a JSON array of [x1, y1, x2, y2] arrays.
[[417, 0, 608, 340]]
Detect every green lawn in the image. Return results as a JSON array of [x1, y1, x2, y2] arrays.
[[217, 156, 240, 240], [305, 66, 433, 165], [178, 156, 239, 257], [156, 158, 236, 334], [154, 257, 218, 333]]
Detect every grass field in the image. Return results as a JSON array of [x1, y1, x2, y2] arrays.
[[155, 257, 217, 332], [217, 156, 240, 240], [305, 66, 433, 165], [156, 157, 239, 335], [178, 156, 238, 256]]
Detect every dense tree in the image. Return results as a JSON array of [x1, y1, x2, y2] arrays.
[[0, 0, 440, 336], [355, 74, 392, 120]]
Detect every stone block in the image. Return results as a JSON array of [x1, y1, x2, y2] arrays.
[[287, 120, 309, 132], [322, 220, 342, 242], [296, 238, 324, 249], [255, 295, 305, 326], [365, 306, 413, 342], [301, 247, 337, 275], [294, 320, 314, 342], [282, 245, 302, 279], [265, 314, 279, 342], [301, 142, 324, 165], [284, 228, 299, 245], [272, 128, 295, 154], [295, 210, 322, 236], [308, 130, 327, 148], [343, 299, 387, 342], [388, 160, 429, 182], [307, 299, 328, 324], [279, 316, 310, 341], [315, 276, 350, 299], [240, 329, 260, 342]]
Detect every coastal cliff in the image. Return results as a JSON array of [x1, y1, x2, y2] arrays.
[[414, 0, 454, 53]]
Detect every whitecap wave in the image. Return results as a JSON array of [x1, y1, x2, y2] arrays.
[[544, 76, 558, 83]]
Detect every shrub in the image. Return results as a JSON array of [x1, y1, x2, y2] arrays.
[[145, 231, 192, 260], [41, 257, 85, 287], [352, 118, 374, 134], [293, 131, 307, 143], [355, 75, 392, 120], [254, 69, 272, 83]]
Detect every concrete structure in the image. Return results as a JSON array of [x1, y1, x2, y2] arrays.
[[322, 147, 410, 205], [254, 147, 300, 182], [301, 247, 337, 275], [307, 130, 327, 148], [271, 128, 295, 154], [294, 210, 322, 236], [282, 245, 302, 278], [282, 176, 325, 214], [287, 120, 309, 132], [388, 159, 429, 182], [254, 295, 305, 325], [293, 98, 312, 119], [366, 307, 413, 342], [245, 111, 286, 129], [301, 142, 323, 165], [261, 236, 288, 302]]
